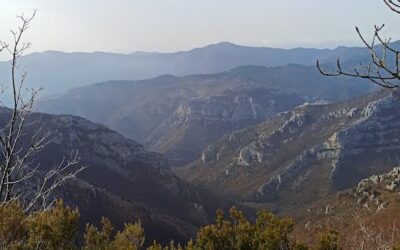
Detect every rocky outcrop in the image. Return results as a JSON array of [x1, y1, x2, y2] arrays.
[[356, 167, 400, 193], [321, 167, 400, 214], [237, 111, 309, 167]]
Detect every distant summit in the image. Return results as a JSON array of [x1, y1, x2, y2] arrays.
[[202, 41, 239, 48]]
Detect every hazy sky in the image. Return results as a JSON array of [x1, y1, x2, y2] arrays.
[[1, 0, 400, 57]]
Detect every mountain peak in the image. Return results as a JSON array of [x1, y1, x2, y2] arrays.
[[204, 41, 240, 49]]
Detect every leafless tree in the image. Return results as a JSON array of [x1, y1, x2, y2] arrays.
[[317, 0, 400, 91], [343, 213, 400, 250], [0, 11, 85, 212]]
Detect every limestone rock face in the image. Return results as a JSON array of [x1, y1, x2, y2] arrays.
[[356, 167, 400, 193], [236, 111, 309, 167], [178, 91, 400, 208], [255, 94, 400, 200], [329, 96, 400, 188]]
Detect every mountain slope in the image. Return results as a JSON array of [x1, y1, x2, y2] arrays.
[[39, 64, 374, 166], [292, 167, 400, 248], [5, 110, 237, 243], [177, 90, 400, 210]]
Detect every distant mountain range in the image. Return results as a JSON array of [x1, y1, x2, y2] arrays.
[[0, 41, 387, 100]]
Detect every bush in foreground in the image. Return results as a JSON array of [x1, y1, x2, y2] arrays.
[[0, 201, 348, 250]]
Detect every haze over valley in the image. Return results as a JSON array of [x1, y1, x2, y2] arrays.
[[2, 1, 400, 249]]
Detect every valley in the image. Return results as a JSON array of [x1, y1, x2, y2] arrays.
[[38, 64, 374, 166], [3, 1, 400, 248], [1, 28, 400, 248], [30, 42, 400, 245]]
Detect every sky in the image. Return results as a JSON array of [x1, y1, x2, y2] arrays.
[[0, 0, 400, 58]]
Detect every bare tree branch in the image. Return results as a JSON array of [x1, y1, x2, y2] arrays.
[[317, 1, 400, 92], [317, 25, 400, 89], [383, 0, 400, 14], [0, 10, 86, 212], [347, 212, 400, 250]]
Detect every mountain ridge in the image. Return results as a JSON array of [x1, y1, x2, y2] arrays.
[[0, 40, 387, 102], [5, 41, 369, 60]]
